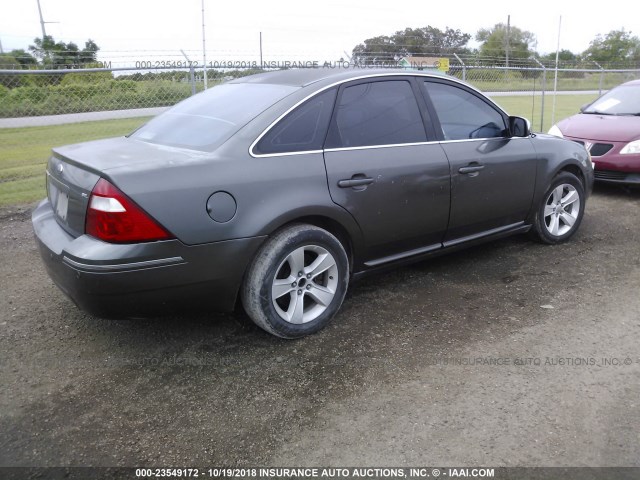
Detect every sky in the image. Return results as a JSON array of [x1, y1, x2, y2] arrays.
[[0, 0, 635, 66]]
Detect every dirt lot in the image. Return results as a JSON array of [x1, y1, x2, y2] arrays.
[[1, 184, 639, 468]]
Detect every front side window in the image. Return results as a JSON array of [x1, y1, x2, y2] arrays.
[[255, 88, 337, 155], [327, 80, 427, 148], [424, 81, 507, 140], [131, 83, 298, 151]]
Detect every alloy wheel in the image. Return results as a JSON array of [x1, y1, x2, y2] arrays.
[[271, 245, 339, 324], [543, 183, 581, 237]]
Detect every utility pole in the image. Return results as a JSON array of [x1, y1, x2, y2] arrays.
[[36, 0, 48, 38], [36, 0, 58, 39], [505, 14, 510, 67], [201, 0, 208, 89], [0, 37, 4, 54], [551, 15, 562, 126], [259, 32, 263, 69], [181, 49, 197, 96]]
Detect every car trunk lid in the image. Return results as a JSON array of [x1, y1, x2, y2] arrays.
[[47, 136, 209, 237], [46, 156, 100, 237]]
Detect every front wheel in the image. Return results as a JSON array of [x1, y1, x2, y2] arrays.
[[530, 172, 585, 244], [241, 224, 349, 339]]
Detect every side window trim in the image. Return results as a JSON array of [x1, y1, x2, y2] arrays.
[[324, 140, 441, 153], [421, 79, 510, 142], [408, 76, 438, 141], [325, 77, 433, 150], [249, 74, 514, 157], [253, 87, 337, 157]]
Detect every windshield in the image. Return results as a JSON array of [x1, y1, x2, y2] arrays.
[[131, 83, 299, 151], [583, 84, 640, 116]]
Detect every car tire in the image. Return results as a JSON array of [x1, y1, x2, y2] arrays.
[[530, 172, 585, 244], [241, 224, 349, 339]]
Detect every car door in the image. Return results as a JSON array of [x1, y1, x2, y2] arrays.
[[422, 79, 538, 244], [323, 77, 450, 265]]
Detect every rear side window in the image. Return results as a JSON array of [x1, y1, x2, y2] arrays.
[[255, 88, 337, 155], [327, 80, 427, 148], [423, 81, 507, 140], [131, 83, 298, 151]]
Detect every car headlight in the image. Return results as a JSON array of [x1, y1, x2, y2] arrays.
[[548, 125, 563, 138], [620, 139, 640, 155]]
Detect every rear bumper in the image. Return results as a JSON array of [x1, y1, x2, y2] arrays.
[[32, 199, 266, 318]]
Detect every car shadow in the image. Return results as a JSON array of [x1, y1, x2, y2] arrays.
[[593, 182, 640, 198], [77, 182, 617, 358], [83, 231, 536, 354]]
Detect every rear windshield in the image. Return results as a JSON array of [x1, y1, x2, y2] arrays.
[[131, 83, 299, 151], [584, 84, 640, 116]]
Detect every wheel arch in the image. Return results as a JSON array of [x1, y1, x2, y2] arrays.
[[239, 218, 352, 337], [556, 162, 586, 189], [528, 166, 587, 244], [233, 212, 361, 312], [528, 156, 589, 222], [282, 215, 355, 271]]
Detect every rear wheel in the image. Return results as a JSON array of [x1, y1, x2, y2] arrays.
[[241, 224, 349, 338], [531, 172, 585, 244]]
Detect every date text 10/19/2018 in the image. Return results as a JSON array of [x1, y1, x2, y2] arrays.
[[135, 467, 496, 478], [133, 60, 386, 69]]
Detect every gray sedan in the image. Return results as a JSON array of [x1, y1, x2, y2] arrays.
[[32, 68, 594, 338]]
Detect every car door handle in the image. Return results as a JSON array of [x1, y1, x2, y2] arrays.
[[337, 177, 374, 188], [458, 164, 485, 174]]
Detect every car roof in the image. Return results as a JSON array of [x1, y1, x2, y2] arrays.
[[230, 67, 449, 87], [622, 79, 640, 86]]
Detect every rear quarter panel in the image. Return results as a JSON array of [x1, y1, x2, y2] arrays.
[[104, 107, 364, 253]]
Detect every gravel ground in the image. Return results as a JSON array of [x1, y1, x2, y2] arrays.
[[0, 184, 639, 469]]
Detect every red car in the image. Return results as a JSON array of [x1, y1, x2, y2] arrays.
[[549, 80, 640, 184]]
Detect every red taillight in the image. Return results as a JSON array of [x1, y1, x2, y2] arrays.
[[85, 178, 173, 243]]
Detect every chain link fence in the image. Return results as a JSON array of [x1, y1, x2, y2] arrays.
[[0, 67, 230, 122], [1, 61, 639, 121], [451, 65, 640, 95], [0, 57, 639, 206]]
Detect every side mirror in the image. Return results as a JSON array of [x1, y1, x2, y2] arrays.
[[509, 116, 530, 137]]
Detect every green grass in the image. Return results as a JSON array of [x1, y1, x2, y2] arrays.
[[459, 71, 639, 94], [0, 93, 602, 207], [0, 116, 150, 206], [489, 93, 599, 133]]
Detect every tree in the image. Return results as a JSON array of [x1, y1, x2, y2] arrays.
[[28, 35, 100, 68], [583, 29, 640, 64], [352, 26, 471, 64], [541, 49, 579, 64], [0, 54, 21, 70], [80, 39, 99, 64], [476, 23, 536, 63], [3, 49, 38, 68], [0, 48, 35, 89], [28, 35, 57, 62]]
